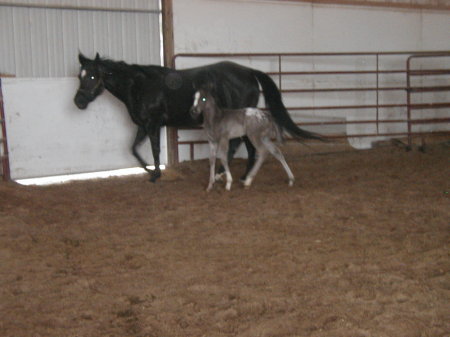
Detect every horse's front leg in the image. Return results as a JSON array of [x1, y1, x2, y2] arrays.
[[216, 137, 242, 181], [207, 141, 218, 192], [147, 124, 162, 183], [218, 138, 232, 191], [132, 126, 152, 174]]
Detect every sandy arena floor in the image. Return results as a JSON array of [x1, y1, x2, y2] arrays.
[[0, 140, 449, 337]]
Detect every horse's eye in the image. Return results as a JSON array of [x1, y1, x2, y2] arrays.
[[201, 97, 206, 102], [90, 76, 95, 80]]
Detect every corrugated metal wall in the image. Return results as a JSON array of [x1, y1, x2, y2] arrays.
[[0, 0, 161, 77]]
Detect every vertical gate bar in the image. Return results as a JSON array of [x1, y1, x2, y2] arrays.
[[278, 55, 282, 91], [376, 54, 380, 134], [406, 56, 413, 148], [0, 78, 11, 181]]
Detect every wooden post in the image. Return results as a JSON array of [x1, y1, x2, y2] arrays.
[[161, 0, 179, 166]]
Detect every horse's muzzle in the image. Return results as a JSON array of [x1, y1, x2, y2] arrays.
[[190, 106, 200, 119], [74, 91, 90, 110]]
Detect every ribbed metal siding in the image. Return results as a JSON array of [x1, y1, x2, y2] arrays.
[[0, 0, 161, 77]]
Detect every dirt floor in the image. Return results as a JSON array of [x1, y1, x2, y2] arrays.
[[0, 140, 449, 337]]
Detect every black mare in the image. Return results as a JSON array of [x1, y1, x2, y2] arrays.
[[74, 53, 322, 182]]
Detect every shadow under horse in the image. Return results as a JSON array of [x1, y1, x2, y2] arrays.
[[74, 53, 323, 182]]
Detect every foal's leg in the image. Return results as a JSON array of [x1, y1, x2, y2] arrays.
[[217, 137, 256, 182], [262, 138, 295, 186], [207, 142, 218, 192], [243, 147, 268, 188], [216, 138, 242, 181], [242, 136, 269, 188], [218, 138, 233, 191], [242, 136, 256, 181]]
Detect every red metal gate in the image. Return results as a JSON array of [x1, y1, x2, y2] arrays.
[[0, 78, 11, 181], [170, 51, 450, 163], [406, 53, 450, 147]]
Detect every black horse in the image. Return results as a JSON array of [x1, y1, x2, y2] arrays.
[[74, 53, 322, 182]]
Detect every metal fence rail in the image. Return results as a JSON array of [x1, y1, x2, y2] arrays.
[[0, 78, 11, 181], [406, 53, 450, 147], [172, 51, 450, 162]]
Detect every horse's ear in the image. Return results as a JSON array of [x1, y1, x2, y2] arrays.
[[94, 53, 101, 63], [78, 53, 89, 65]]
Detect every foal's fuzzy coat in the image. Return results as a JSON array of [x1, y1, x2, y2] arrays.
[[191, 89, 295, 191]]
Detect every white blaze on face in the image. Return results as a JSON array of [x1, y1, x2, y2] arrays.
[[193, 91, 201, 108], [80, 69, 87, 78]]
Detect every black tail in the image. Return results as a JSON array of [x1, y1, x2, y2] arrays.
[[253, 70, 325, 142]]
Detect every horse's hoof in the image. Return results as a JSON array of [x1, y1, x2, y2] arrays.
[[243, 177, 252, 188], [288, 180, 294, 187], [149, 172, 161, 183]]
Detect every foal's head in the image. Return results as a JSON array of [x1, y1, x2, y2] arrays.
[[74, 53, 105, 110], [190, 88, 217, 120]]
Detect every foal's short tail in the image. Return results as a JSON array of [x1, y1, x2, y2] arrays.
[[252, 70, 326, 142]]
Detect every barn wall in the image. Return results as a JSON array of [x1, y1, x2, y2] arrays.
[[1, 0, 164, 180], [0, 0, 161, 77], [172, 0, 449, 55], [2, 78, 167, 180], [172, 0, 450, 152]]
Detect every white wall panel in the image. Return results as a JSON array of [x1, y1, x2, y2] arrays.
[[2, 78, 167, 179]]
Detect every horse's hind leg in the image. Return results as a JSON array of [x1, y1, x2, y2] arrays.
[[147, 125, 162, 182], [262, 138, 295, 186], [243, 143, 268, 188], [242, 136, 256, 181], [132, 127, 151, 173]]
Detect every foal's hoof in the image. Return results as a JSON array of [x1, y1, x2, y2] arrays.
[[288, 179, 295, 187], [214, 173, 225, 182]]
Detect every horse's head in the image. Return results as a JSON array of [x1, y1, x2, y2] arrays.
[[74, 53, 105, 110], [190, 87, 216, 120]]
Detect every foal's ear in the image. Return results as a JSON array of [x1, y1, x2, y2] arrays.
[[94, 52, 101, 63]]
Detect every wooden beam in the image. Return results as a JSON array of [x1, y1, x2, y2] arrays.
[[162, 0, 175, 68], [161, 0, 179, 166]]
